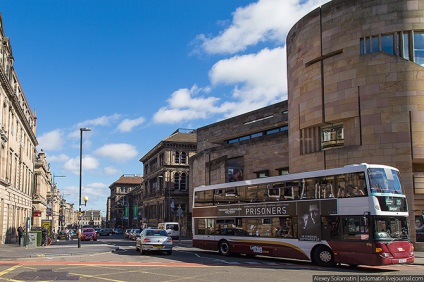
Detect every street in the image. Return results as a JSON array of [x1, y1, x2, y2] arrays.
[[0, 234, 423, 281]]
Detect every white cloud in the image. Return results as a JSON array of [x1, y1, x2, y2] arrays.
[[77, 113, 121, 128], [94, 143, 138, 163], [104, 166, 119, 176], [63, 156, 99, 175], [117, 117, 145, 132], [153, 48, 286, 123], [196, 0, 329, 55], [37, 129, 65, 151], [46, 153, 70, 163], [154, 0, 327, 123], [209, 47, 287, 116], [152, 85, 223, 124]]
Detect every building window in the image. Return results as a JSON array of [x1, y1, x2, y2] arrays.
[[174, 173, 180, 190], [175, 151, 180, 164], [225, 125, 288, 144], [180, 173, 187, 190], [358, 30, 424, 66], [381, 34, 394, 55], [402, 32, 410, 60], [181, 152, 187, 164], [321, 124, 344, 150], [277, 167, 289, 175], [159, 153, 164, 166], [414, 32, 424, 66], [255, 170, 269, 178]]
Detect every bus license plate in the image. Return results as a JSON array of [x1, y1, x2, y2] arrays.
[[398, 259, 407, 263]]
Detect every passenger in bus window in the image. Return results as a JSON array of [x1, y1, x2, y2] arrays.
[[337, 186, 346, 197], [352, 186, 365, 196]]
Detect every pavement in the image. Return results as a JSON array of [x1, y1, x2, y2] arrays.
[[0, 239, 423, 265]]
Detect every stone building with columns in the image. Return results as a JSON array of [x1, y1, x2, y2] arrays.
[[0, 14, 38, 244]]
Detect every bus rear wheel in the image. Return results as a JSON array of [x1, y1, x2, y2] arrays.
[[218, 240, 231, 256], [313, 246, 335, 267]]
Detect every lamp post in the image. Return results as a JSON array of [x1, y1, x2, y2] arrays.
[[78, 127, 91, 248]]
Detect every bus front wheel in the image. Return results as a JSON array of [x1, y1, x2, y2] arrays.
[[218, 240, 231, 256], [313, 246, 335, 267]]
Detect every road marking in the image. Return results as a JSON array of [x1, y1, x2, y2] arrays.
[[0, 265, 22, 282]]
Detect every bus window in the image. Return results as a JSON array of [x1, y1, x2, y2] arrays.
[[303, 178, 316, 199], [368, 168, 403, 194], [247, 185, 258, 202], [373, 217, 408, 241], [342, 216, 369, 240], [322, 216, 340, 240], [257, 184, 267, 201], [267, 183, 284, 200], [284, 180, 301, 199]]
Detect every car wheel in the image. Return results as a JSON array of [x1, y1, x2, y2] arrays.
[[218, 240, 231, 256], [313, 245, 335, 267]]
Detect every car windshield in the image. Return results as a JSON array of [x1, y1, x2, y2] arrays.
[[84, 228, 95, 233]]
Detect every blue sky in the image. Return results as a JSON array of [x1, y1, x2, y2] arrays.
[[0, 0, 330, 214]]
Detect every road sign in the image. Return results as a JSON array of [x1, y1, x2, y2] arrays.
[[177, 207, 183, 217]]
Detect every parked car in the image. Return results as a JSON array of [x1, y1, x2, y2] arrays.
[[124, 229, 132, 239], [69, 230, 78, 240], [80, 227, 98, 241], [136, 228, 173, 255], [130, 229, 141, 240], [57, 230, 67, 240], [98, 229, 112, 236]]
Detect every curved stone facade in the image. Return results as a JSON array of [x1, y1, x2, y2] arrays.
[[287, 0, 424, 242]]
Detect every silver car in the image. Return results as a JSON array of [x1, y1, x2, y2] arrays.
[[135, 228, 173, 255]]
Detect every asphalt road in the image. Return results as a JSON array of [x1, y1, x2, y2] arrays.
[[0, 235, 423, 281]]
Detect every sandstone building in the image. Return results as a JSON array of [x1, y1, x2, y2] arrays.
[[286, 0, 424, 242]]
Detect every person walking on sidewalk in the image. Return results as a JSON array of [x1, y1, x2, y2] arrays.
[[17, 224, 24, 246]]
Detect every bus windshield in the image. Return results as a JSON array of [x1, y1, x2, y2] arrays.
[[373, 216, 409, 241], [368, 168, 403, 194]]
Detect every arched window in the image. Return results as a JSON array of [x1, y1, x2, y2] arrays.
[[174, 173, 180, 190], [175, 151, 180, 164], [181, 152, 187, 164], [180, 173, 187, 190]]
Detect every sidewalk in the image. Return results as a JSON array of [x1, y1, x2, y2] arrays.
[[0, 239, 119, 260]]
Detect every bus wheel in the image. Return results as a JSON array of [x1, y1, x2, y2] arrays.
[[313, 246, 335, 267], [218, 240, 231, 256]]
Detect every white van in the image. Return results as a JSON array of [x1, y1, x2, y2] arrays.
[[158, 222, 180, 239]]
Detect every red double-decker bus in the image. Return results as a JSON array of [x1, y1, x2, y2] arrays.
[[192, 163, 415, 267]]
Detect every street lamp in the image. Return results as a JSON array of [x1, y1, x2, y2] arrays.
[[78, 127, 91, 248]]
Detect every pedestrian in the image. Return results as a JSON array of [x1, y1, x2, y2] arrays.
[[17, 224, 24, 246]]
